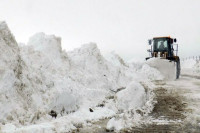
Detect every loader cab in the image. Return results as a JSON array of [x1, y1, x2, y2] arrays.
[[147, 37, 177, 59], [153, 37, 173, 57]]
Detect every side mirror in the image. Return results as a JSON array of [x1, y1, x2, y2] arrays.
[[174, 38, 177, 43], [148, 40, 152, 45]]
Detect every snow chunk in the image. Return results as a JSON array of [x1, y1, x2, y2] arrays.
[[116, 81, 146, 111], [106, 118, 124, 131]]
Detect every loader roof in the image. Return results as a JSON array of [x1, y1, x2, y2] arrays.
[[153, 36, 171, 39]]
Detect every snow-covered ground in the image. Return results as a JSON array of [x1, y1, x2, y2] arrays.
[[181, 59, 200, 77], [0, 22, 165, 132], [166, 76, 200, 132]]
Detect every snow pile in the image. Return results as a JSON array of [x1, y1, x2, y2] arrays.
[[0, 22, 161, 132], [0, 24, 79, 130], [19, 33, 78, 115], [106, 80, 156, 131], [128, 60, 164, 81], [105, 81, 147, 131], [68, 44, 138, 89], [116, 81, 145, 111], [146, 58, 176, 80], [139, 64, 164, 80]]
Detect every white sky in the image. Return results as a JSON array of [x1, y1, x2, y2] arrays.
[[0, 0, 200, 60]]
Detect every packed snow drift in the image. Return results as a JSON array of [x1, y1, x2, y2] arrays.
[[0, 22, 164, 132], [146, 58, 177, 80]]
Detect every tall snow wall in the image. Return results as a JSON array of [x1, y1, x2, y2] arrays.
[[0, 21, 163, 132]]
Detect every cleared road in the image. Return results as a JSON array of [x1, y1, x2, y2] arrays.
[[78, 75, 200, 132]]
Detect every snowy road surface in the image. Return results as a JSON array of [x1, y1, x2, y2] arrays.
[[78, 75, 200, 132]]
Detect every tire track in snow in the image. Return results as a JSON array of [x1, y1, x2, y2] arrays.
[[131, 80, 187, 132]]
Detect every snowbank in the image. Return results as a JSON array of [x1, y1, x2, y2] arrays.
[[0, 21, 22, 124], [0, 21, 159, 132], [0, 24, 79, 129]]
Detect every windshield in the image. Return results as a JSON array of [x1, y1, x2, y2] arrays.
[[153, 38, 168, 52]]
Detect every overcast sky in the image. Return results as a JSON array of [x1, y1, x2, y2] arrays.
[[0, 0, 200, 60]]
